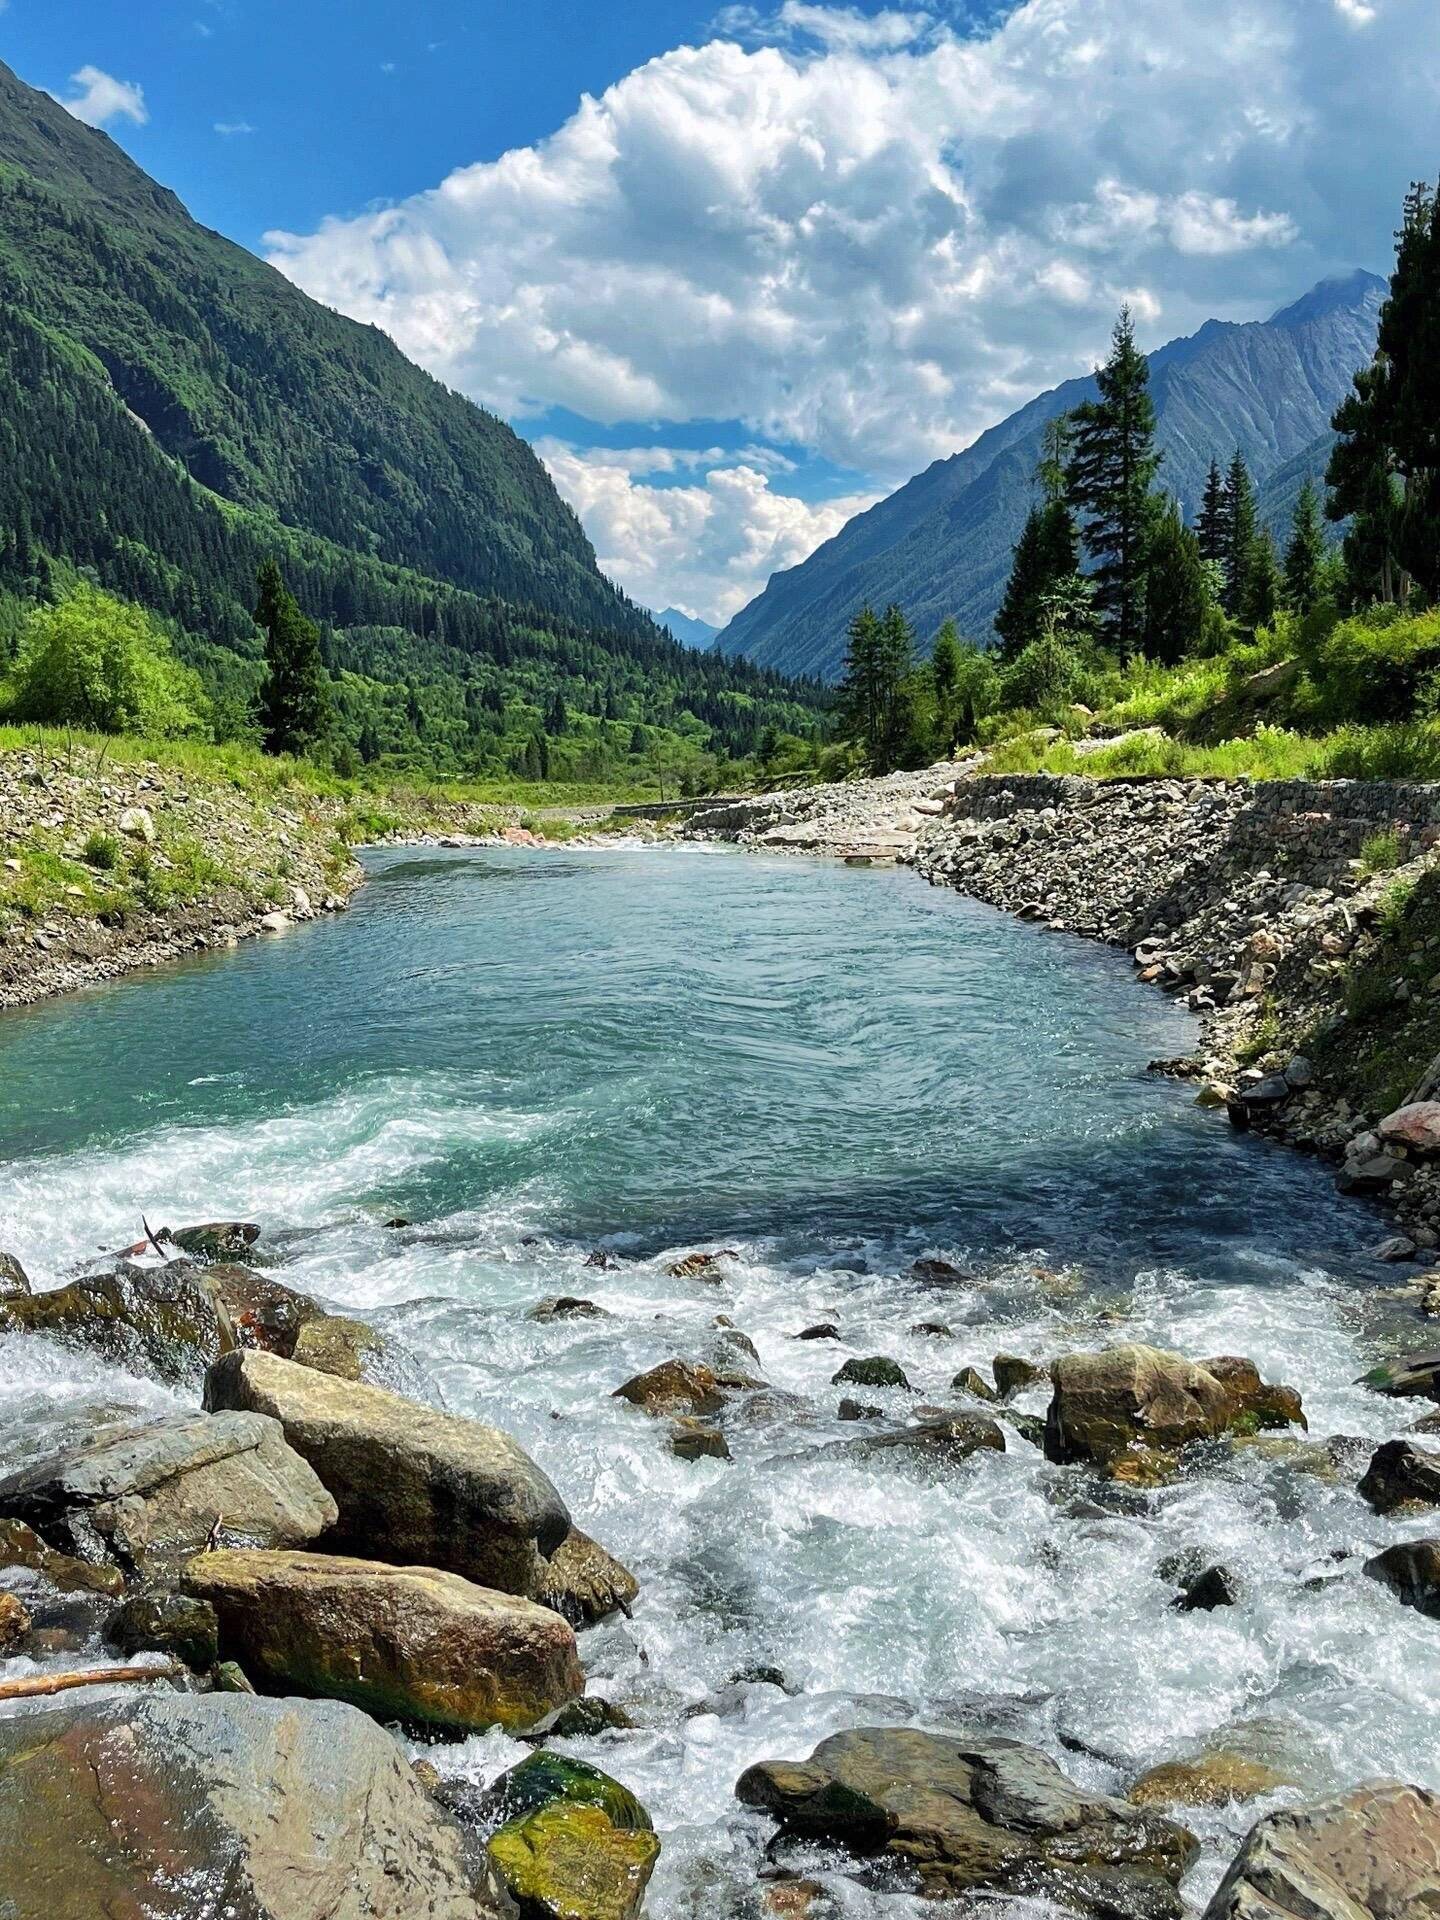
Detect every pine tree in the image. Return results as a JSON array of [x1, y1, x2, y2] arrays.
[[1142, 500, 1209, 665], [1283, 480, 1327, 616], [995, 422, 1079, 660], [1222, 453, 1257, 617], [931, 617, 962, 748], [1197, 459, 1228, 567], [1241, 529, 1282, 632], [545, 691, 567, 735], [255, 559, 330, 756], [875, 604, 919, 771], [1066, 308, 1160, 654], [1328, 178, 1440, 603], [839, 605, 884, 762]]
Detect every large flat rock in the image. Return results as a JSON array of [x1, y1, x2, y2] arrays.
[[0, 1410, 336, 1580], [0, 1690, 514, 1920], [204, 1349, 570, 1594], [185, 1548, 584, 1733], [736, 1726, 1196, 1916], [1203, 1780, 1440, 1917]]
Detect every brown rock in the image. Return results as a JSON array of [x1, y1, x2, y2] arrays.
[[291, 1315, 385, 1381], [1358, 1440, 1440, 1514], [1129, 1753, 1292, 1809], [1378, 1102, 1440, 1155], [0, 1590, 31, 1650], [186, 1548, 583, 1734], [1045, 1345, 1302, 1472], [0, 1252, 30, 1301], [204, 1349, 569, 1595], [529, 1527, 639, 1627], [0, 1517, 124, 1596], [1203, 1780, 1440, 1918], [1365, 1538, 1440, 1617], [613, 1359, 724, 1418]]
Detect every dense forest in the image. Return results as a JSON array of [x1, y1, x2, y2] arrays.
[[0, 59, 823, 786]]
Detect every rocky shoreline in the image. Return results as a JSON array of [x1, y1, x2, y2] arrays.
[[685, 768, 1440, 1263], [4, 1221, 1440, 1915]]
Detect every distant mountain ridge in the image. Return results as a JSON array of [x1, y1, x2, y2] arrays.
[[717, 271, 1385, 681], [655, 607, 721, 649]]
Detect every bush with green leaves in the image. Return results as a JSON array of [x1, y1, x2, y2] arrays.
[[4, 585, 209, 738]]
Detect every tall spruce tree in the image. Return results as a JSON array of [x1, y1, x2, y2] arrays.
[[1241, 529, 1283, 633], [255, 559, 330, 757], [1142, 500, 1209, 665], [994, 421, 1079, 660], [1283, 480, 1327, 616], [1328, 178, 1440, 604], [1066, 309, 1160, 654], [1197, 459, 1228, 567], [875, 603, 920, 771], [1222, 452, 1257, 617], [839, 605, 884, 761]]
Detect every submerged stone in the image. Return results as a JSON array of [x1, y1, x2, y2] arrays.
[[831, 1356, 910, 1390]]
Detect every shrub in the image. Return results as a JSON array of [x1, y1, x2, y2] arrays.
[[1359, 828, 1404, 876], [5, 585, 209, 738], [81, 829, 121, 870], [1310, 609, 1440, 727]]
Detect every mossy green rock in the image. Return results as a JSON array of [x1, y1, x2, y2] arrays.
[[487, 1752, 654, 1832], [291, 1314, 386, 1381], [831, 1356, 909, 1390], [0, 1263, 233, 1386], [487, 1802, 660, 1920]]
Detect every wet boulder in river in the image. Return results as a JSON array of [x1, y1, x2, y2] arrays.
[[0, 1516, 123, 1596], [843, 1412, 1005, 1468], [1358, 1439, 1440, 1513], [290, 1313, 387, 1381], [613, 1358, 726, 1417], [211, 1264, 324, 1357], [736, 1726, 1196, 1916], [529, 1526, 640, 1625], [482, 1752, 659, 1920], [105, 1590, 220, 1670], [1128, 1752, 1293, 1809], [832, 1355, 910, 1390], [1202, 1780, 1440, 1918], [1365, 1539, 1440, 1618], [1044, 1345, 1303, 1474], [0, 1409, 336, 1581], [993, 1353, 1046, 1396], [205, 1348, 570, 1595], [0, 1690, 514, 1920], [165, 1220, 262, 1262], [0, 1261, 235, 1387], [0, 1251, 30, 1300], [1360, 1351, 1440, 1403], [185, 1548, 583, 1734]]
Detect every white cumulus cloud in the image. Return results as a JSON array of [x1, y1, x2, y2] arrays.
[[56, 65, 148, 130], [538, 441, 878, 626], [263, 0, 1434, 619]]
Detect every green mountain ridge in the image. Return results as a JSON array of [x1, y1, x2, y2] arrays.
[[0, 58, 815, 769], [718, 271, 1385, 682]]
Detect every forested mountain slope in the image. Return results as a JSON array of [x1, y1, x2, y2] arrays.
[[718, 273, 1384, 681], [0, 59, 813, 765]]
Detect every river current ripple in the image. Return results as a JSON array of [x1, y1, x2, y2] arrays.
[[1, 846, 1435, 1914]]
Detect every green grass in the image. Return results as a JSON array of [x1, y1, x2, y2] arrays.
[[1359, 829, 1405, 876]]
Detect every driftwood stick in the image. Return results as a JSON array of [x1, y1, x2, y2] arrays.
[[139, 1215, 169, 1260], [0, 1663, 180, 1702]]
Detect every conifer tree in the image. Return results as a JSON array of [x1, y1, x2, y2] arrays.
[[545, 690, 567, 735], [1328, 178, 1440, 604], [1283, 480, 1327, 616], [1197, 459, 1228, 567], [1222, 453, 1257, 617], [930, 617, 962, 747], [1241, 529, 1282, 632], [1065, 309, 1160, 654], [839, 605, 884, 760], [255, 559, 330, 756], [1142, 500, 1209, 665], [995, 421, 1079, 659]]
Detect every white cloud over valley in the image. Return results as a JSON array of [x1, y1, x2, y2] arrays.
[[538, 441, 878, 627], [265, 0, 1433, 622]]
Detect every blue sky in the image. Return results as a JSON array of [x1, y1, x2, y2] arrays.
[[1, 0, 1429, 625]]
